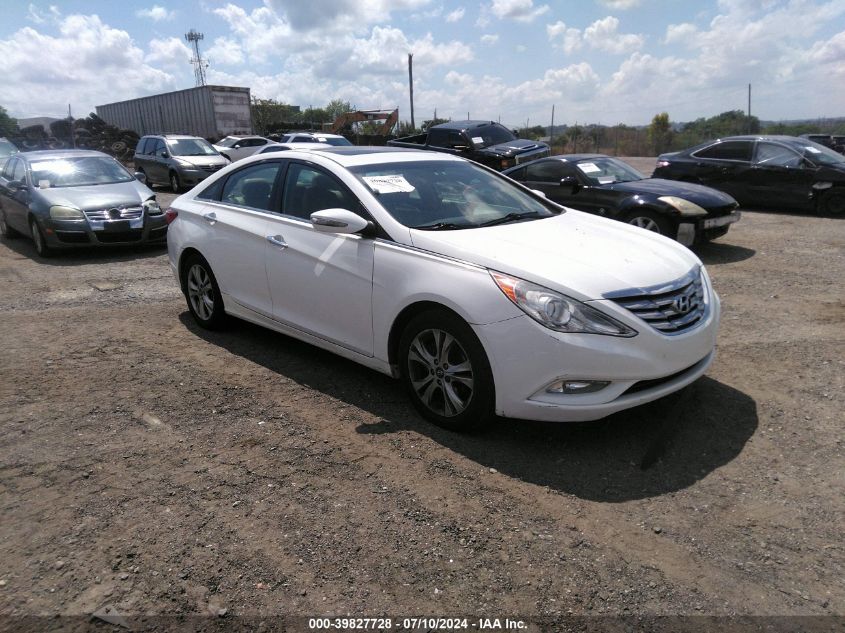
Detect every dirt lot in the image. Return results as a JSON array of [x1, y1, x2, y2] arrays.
[[1, 163, 843, 630]]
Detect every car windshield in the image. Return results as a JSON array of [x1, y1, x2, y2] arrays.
[[320, 137, 353, 146], [799, 140, 845, 166], [351, 160, 559, 229], [30, 156, 134, 188], [168, 138, 218, 156], [0, 140, 18, 158], [468, 124, 518, 148], [575, 157, 645, 185]]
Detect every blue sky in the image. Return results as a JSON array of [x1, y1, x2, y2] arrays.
[[2, 0, 844, 127]]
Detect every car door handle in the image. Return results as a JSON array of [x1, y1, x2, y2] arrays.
[[266, 235, 287, 249], [202, 212, 217, 224]]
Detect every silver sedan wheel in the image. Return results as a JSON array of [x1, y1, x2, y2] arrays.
[[628, 216, 660, 232], [407, 328, 474, 417], [187, 264, 214, 321]]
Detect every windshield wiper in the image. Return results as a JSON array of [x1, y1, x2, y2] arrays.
[[414, 222, 469, 231], [478, 211, 544, 227]]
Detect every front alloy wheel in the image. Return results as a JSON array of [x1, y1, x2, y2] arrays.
[[169, 172, 181, 193], [30, 218, 50, 257], [399, 309, 494, 431], [183, 255, 226, 329], [626, 210, 671, 236]]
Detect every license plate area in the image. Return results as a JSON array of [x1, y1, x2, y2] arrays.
[[103, 220, 131, 232], [703, 211, 741, 229]]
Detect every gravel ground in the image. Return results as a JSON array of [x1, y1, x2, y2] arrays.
[[0, 165, 843, 630]]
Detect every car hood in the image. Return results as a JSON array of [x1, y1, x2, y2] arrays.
[[409, 209, 700, 301], [173, 155, 227, 167], [606, 178, 737, 207], [478, 139, 549, 156], [35, 180, 154, 210]]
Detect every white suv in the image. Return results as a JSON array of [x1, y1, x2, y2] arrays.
[[279, 132, 353, 146], [212, 135, 273, 162]]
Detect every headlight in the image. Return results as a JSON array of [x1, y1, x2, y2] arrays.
[[143, 198, 162, 215], [490, 272, 637, 337], [49, 205, 84, 220], [658, 196, 707, 217]]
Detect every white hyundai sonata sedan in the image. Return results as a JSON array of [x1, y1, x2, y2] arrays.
[[166, 147, 720, 431]]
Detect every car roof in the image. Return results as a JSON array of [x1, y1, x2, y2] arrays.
[[18, 149, 111, 161], [143, 134, 204, 140], [278, 146, 464, 167], [433, 120, 499, 131], [286, 132, 346, 138]]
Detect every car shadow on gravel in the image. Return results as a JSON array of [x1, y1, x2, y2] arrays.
[[0, 236, 166, 265], [179, 312, 758, 503], [692, 241, 756, 265]]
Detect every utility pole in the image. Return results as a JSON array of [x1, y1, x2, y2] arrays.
[[550, 105, 555, 151], [747, 83, 752, 133], [185, 30, 208, 87], [408, 54, 415, 130]]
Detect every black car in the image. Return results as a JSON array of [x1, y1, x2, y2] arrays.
[[653, 135, 845, 215], [503, 154, 740, 245]]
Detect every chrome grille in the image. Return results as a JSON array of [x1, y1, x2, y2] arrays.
[[514, 146, 551, 165], [201, 164, 224, 172], [606, 267, 706, 335], [83, 206, 143, 221]]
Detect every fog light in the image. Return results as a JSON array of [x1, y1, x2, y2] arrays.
[[546, 380, 610, 394]]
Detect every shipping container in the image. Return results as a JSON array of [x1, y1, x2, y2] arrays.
[[96, 85, 252, 140]]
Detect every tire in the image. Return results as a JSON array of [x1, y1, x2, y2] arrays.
[[625, 209, 673, 237], [398, 309, 495, 432], [182, 254, 227, 329], [169, 171, 181, 193], [30, 217, 51, 257], [819, 188, 845, 215], [0, 210, 20, 239]]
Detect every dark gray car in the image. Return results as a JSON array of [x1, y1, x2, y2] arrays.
[[0, 150, 168, 257], [134, 135, 228, 193]]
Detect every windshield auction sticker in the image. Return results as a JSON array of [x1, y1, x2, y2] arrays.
[[576, 162, 601, 173], [362, 175, 416, 194]]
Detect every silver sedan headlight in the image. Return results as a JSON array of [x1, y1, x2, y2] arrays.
[[49, 205, 84, 220], [143, 198, 162, 215], [491, 272, 637, 337]]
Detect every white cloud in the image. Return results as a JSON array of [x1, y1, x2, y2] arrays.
[[547, 20, 582, 54], [490, 0, 550, 22], [26, 4, 61, 24], [263, 0, 433, 32], [598, 0, 642, 9], [0, 14, 176, 117], [664, 22, 698, 45], [146, 37, 192, 70], [205, 37, 245, 67], [481, 34, 499, 45], [446, 8, 466, 22], [135, 5, 175, 22], [584, 16, 644, 54], [548, 16, 642, 55]]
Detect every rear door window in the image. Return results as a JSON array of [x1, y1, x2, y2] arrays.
[[693, 141, 752, 161], [136, 138, 148, 155], [220, 161, 284, 211]]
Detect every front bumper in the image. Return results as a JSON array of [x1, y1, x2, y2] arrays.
[[677, 210, 741, 245], [473, 291, 720, 422], [41, 214, 169, 247], [176, 164, 226, 186]]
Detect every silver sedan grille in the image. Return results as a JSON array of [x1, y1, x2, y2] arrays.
[[83, 206, 143, 221], [605, 267, 707, 335]]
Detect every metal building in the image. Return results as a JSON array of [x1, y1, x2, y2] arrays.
[[96, 85, 252, 140]]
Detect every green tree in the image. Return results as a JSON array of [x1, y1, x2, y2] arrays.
[[648, 112, 673, 154], [421, 117, 449, 131], [0, 105, 18, 137], [515, 125, 546, 141], [325, 99, 355, 123]]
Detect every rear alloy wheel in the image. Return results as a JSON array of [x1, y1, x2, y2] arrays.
[[819, 188, 845, 215], [169, 172, 181, 193], [398, 309, 494, 432], [626, 210, 672, 236], [30, 218, 50, 257], [183, 255, 226, 329], [0, 211, 19, 239]]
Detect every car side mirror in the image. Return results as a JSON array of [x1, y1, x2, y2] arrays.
[[7, 179, 25, 191], [161, 152, 170, 159], [531, 189, 547, 199], [560, 176, 579, 187], [233, 144, 242, 149], [310, 208, 369, 234], [452, 145, 469, 151], [134, 172, 147, 183]]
